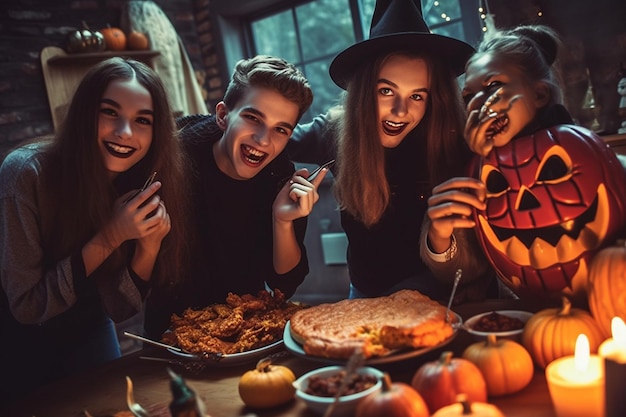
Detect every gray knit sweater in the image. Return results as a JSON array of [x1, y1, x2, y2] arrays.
[[0, 143, 142, 326]]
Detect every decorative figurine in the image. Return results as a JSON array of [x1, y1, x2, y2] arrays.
[[168, 368, 207, 417]]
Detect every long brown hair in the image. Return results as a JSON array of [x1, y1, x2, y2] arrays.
[[334, 51, 469, 227], [39, 57, 190, 286]]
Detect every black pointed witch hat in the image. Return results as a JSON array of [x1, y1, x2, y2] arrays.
[[329, 0, 474, 89]]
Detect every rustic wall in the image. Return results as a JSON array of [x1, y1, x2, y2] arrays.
[[0, 0, 223, 157]]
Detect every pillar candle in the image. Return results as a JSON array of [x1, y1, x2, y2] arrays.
[[598, 317, 626, 417], [546, 334, 604, 417]]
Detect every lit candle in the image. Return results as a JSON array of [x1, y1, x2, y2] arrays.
[[599, 316, 626, 362], [599, 317, 626, 417], [546, 334, 604, 417]]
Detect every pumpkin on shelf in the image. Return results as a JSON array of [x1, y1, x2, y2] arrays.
[[521, 296, 605, 368], [66, 21, 105, 53], [127, 30, 150, 50], [238, 357, 295, 409], [355, 373, 429, 417], [432, 394, 505, 417], [462, 334, 533, 397], [411, 351, 487, 414], [101, 25, 127, 51], [588, 239, 626, 338]]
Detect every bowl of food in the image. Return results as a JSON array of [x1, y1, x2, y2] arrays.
[[463, 310, 533, 342], [293, 365, 384, 416]]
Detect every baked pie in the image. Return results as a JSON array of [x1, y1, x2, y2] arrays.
[[289, 289, 454, 359]]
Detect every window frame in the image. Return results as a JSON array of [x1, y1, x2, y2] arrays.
[[209, 0, 482, 117]]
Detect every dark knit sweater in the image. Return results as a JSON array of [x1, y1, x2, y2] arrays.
[[288, 114, 447, 297], [144, 115, 309, 338]]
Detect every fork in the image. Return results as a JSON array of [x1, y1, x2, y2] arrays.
[[445, 269, 462, 325], [307, 159, 335, 182], [139, 356, 208, 374], [322, 348, 365, 417], [123, 171, 157, 204]]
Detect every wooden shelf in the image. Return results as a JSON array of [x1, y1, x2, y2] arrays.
[[47, 50, 160, 66], [602, 133, 626, 155], [41, 46, 161, 130]]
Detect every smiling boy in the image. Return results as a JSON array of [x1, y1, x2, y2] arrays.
[[144, 55, 326, 338]]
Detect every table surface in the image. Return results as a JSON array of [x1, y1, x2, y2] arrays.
[[2, 299, 559, 417]]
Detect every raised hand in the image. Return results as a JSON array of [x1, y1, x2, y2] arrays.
[[426, 177, 486, 253], [107, 181, 166, 247], [464, 86, 522, 156], [273, 166, 328, 224]]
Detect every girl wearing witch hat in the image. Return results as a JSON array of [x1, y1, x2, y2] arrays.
[[288, 0, 497, 302]]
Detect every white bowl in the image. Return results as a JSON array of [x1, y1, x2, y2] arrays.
[[463, 310, 533, 342], [293, 365, 384, 416]]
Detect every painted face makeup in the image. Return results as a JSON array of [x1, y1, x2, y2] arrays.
[[97, 78, 154, 176], [376, 54, 430, 148], [213, 86, 299, 180], [463, 53, 543, 149]]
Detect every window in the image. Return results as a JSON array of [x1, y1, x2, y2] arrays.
[[215, 0, 481, 123], [248, 0, 370, 122]]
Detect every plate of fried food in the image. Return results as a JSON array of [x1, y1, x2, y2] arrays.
[[283, 289, 462, 365], [161, 289, 307, 367]]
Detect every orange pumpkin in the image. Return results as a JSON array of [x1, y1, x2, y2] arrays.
[[522, 296, 605, 368], [101, 26, 126, 51], [127, 31, 149, 50], [356, 373, 429, 417], [462, 334, 534, 397], [238, 357, 295, 408], [411, 351, 487, 414], [588, 239, 626, 338], [432, 394, 505, 417]]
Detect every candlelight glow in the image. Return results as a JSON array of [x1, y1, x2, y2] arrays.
[[611, 317, 626, 346], [546, 332, 604, 417], [574, 334, 590, 372]]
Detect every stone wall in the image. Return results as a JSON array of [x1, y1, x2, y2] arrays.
[[0, 0, 223, 157]]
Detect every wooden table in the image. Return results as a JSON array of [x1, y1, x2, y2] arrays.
[[2, 299, 558, 417]]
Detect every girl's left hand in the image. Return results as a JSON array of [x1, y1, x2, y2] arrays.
[[273, 167, 328, 223], [136, 200, 171, 252], [426, 177, 486, 252]]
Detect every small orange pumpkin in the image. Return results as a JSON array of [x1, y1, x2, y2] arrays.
[[127, 30, 150, 50], [522, 296, 605, 368], [356, 373, 429, 417], [588, 239, 626, 338], [101, 25, 126, 51], [432, 394, 505, 417], [462, 334, 534, 397], [238, 357, 295, 409], [411, 351, 487, 414]]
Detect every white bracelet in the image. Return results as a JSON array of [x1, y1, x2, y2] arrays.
[[425, 233, 457, 263]]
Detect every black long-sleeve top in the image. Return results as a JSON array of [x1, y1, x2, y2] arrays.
[[287, 114, 444, 297], [144, 115, 309, 338]]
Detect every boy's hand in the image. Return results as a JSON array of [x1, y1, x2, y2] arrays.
[[273, 167, 328, 223]]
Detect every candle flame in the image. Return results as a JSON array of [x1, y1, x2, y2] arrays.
[[611, 317, 626, 347], [574, 334, 590, 372]]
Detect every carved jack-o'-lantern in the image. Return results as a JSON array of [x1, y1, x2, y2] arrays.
[[471, 125, 626, 300]]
